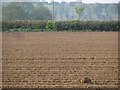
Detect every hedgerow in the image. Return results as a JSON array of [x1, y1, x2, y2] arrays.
[[2, 20, 119, 32]]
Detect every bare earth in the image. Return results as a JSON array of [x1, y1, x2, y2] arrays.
[[2, 32, 119, 88]]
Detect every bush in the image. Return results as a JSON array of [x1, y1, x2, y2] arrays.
[[45, 20, 57, 31], [2, 20, 119, 32]]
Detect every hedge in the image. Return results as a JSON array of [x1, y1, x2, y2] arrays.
[[2, 20, 119, 32]]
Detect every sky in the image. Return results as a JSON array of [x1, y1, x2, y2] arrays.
[[2, 0, 120, 3], [46, 0, 119, 3]]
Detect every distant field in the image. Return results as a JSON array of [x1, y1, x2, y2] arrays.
[[2, 32, 119, 89]]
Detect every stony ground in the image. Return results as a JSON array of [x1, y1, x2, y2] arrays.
[[2, 32, 119, 89]]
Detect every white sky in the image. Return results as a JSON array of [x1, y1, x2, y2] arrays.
[[47, 0, 119, 3], [2, 0, 120, 3]]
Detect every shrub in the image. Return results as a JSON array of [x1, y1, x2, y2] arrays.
[[2, 20, 119, 32]]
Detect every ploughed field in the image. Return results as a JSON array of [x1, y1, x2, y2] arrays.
[[2, 32, 119, 88]]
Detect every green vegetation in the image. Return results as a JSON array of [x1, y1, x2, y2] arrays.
[[75, 6, 84, 20], [45, 20, 57, 31], [2, 2, 52, 20], [2, 20, 119, 32], [2, 2, 118, 21], [2, 2, 119, 32]]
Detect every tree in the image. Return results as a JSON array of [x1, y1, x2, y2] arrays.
[[2, 2, 27, 20], [75, 6, 84, 20], [2, 2, 52, 20], [17, 2, 34, 20], [33, 4, 52, 20]]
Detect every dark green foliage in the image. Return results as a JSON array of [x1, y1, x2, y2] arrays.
[[2, 20, 119, 32], [56, 21, 70, 31], [2, 2, 52, 20]]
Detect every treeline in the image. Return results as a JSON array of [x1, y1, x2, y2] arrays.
[[2, 2, 52, 20], [2, 2, 118, 21], [2, 20, 119, 32]]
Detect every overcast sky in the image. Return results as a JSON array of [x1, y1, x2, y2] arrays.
[[2, 0, 120, 3], [46, 0, 119, 3], [50, 0, 120, 3]]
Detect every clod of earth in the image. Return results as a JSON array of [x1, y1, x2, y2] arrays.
[[81, 77, 92, 84]]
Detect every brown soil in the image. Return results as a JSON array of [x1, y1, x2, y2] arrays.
[[2, 32, 119, 88]]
